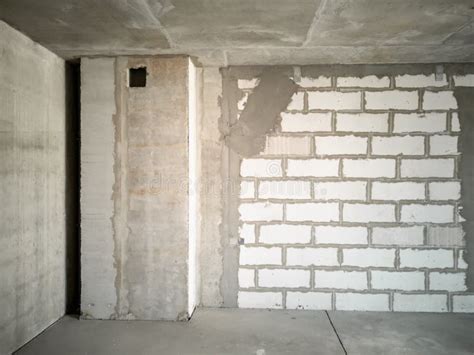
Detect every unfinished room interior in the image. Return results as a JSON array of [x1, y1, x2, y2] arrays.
[[1, 1, 474, 354]]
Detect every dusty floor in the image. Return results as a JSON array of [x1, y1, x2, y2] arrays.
[[14, 308, 474, 355]]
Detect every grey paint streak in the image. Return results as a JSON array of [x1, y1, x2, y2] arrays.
[[455, 87, 474, 291], [225, 69, 298, 157], [0, 21, 67, 354]]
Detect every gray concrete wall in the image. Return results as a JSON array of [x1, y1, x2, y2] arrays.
[[81, 56, 194, 320], [0, 21, 67, 353]]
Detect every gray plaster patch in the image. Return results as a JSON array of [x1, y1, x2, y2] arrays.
[[454, 87, 474, 291], [225, 68, 298, 157]]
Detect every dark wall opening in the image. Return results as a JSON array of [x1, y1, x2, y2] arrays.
[[65, 61, 81, 314]]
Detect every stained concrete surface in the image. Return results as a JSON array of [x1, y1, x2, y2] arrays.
[[0, 21, 68, 355], [1, 1, 474, 65], [15, 308, 474, 355]]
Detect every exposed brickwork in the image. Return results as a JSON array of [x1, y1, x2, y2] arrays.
[[236, 73, 473, 312]]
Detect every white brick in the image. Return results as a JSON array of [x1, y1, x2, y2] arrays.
[[452, 295, 474, 312], [372, 271, 425, 291], [259, 224, 311, 244], [429, 182, 461, 201], [287, 203, 339, 222], [342, 248, 395, 267], [238, 269, 255, 288], [315, 135, 367, 155], [239, 223, 256, 244], [343, 159, 396, 178], [262, 136, 311, 156], [371, 136, 425, 156], [315, 271, 367, 290], [238, 78, 259, 89], [287, 248, 339, 266], [336, 293, 389, 311], [336, 113, 388, 132], [458, 250, 468, 269], [239, 246, 282, 266], [337, 76, 390, 88], [239, 202, 283, 222], [281, 112, 332, 132], [429, 272, 466, 291], [308, 91, 361, 110], [395, 74, 448, 88], [258, 180, 311, 200], [343, 204, 396, 223], [259, 269, 310, 288], [427, 226, 464, 247], [286, 292, 332, 310], [371, 182, 425, 200], [400, 249, 454, 269], [314, 181, 367, 201], [298, 76, 332, 88], [240, 181, 255, 199], [372, 226, 424, 246], [423, 91, 457, 110], [453, 74, 474, 87], [241, 159, 283, 177], [393, 294, 448, 312], [401, 159, 454, 178], [365, 90, 418, 110], [287, 92, 304, 110], [237, 92, 248, 110], [238, 291, 282, 309], [400, 204, 454, 223], [451, 113, 460, 132], [287, 159, 339, 177], [315, 226, 368, 245], [429, 135, 458, 155], [393, 112, 447, 133]]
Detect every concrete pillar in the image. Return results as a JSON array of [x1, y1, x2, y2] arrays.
[[81, 56, 199, 320]]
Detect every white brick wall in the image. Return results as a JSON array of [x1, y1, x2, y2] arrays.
[[308, 91, 361, 110], [343, 204, 396, 223], [287, 159, 339, 177], [287, 203, 339, 222], [393, 294, 448, 312], [259, 224, 311, 244], [371, 136, 425, 156], [286, 292, 332, 310], [393, 113, 447, 133], [258, 180, 311, 200], [342, 248, 396, 267], [372, 182, 425, 200], [429, 272, 466, 291], [315, 136, 367, 155], [259, 269, 310, 288], [315, 226, 368, 245], [401, 159, 454, 178], [343, 159, 396, 178], [336, 113, 388, 132], [365, 91, 418, 110], [314, 181, 367, 201], [236, 71, 471, 313], [371, 271, 425, 291], [281, 112, 332, 132], [287, 248, 339, 266], [423, 91, 457, 110], [315, 270, 367, 290]]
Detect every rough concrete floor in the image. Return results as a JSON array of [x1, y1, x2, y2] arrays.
[[14, 308, 474, 355]]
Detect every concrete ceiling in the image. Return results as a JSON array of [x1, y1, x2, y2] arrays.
[[1, 0, 474, 66]]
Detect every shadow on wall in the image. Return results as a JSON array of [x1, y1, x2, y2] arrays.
[[65, 61, 81, 315]]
